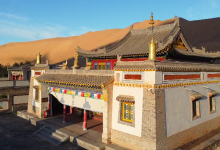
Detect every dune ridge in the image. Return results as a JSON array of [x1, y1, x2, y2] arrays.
[[0, 18, 174, 65]]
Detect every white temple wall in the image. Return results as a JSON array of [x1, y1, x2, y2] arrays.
[[13, 95, 29, 104], [112, 86, 143, 137], [165, 83, 220, 137], [50, 91, 104, 112]]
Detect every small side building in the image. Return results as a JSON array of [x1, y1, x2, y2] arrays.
[[0, 65, 31, 113]]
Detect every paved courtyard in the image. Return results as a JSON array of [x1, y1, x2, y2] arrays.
[[0, 113, 85, 150]]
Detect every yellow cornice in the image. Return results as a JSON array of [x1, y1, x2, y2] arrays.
[[114, 80, 220, 89]]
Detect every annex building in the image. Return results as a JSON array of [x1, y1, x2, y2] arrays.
[[27, 14, 220, 149]]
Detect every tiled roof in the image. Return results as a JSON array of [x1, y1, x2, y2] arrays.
[[116, 95, 135, 103], [78, 22, 180, 58], [179, 17, 220, 53], [36, 74, 114, 87]]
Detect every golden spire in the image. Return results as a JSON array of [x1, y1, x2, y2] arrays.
[[149, 38, 157, 60], [149, 12, 154, 31], [74, 51, 79, 68], [36, 52, 41, 64]]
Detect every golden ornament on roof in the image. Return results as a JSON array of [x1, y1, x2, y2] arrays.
[[36, 52, 41, 64], [149, 12, 154, 31]]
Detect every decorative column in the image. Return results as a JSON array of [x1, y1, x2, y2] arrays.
[[63, 105, 67, 123], [70, 107, 73, 114], [47, 92, 50, 116], [83, 109, 87, 130]]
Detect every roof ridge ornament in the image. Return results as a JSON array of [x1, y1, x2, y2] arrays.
[[149, 12, 154, 32], [130, 24, 134, 31]]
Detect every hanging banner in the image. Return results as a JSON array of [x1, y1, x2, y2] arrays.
[[48, 86, 104, 100]]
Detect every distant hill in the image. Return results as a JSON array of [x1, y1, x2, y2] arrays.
[[0, 18, 175, 65]]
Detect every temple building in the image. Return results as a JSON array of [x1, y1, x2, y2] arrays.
[[26, 14, 220, 149]]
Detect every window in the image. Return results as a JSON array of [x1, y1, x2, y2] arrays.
[[210, 96, 216, 113], [35, 88, 39, 101], [94, 63, 98, 70], [107, 62, 111, 70], [123, 102, 133, 122], [99, 64, 102, 70], [102, 64, 106, 70], [192, 100, 200, 119]]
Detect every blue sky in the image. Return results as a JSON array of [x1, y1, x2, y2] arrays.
[[0, 0, 219, 45]]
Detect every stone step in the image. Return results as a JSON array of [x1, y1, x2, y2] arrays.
[[38, 130, 63, 145], [36, 132, 61, 146], [105, 143, 130, 150], [42, 127, 68, 142]]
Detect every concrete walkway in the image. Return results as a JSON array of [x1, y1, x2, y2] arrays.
[[17, 110, 106, 150]]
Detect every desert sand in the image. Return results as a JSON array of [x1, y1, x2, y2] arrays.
[[0, 18, 174, 65]]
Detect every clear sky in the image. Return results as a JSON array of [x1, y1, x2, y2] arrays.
[[0, 0, 219, 45]]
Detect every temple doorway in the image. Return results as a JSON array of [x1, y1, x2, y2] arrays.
[[51, 94, 70, 116]]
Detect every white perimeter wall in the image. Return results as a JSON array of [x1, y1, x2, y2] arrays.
[[112, 86, 143, 137], [165, 84, 220, 137], [50, 91, 104, 113], [13, 95, 29, 104]]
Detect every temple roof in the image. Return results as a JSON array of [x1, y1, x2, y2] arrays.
[[78, 17, 220, 60], [78, 19, 179, 57], [179, 17, 220, 53]]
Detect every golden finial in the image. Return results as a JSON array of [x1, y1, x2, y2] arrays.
[[74, 51, 79, 68], [149, 12, 154, 31], [149, 38, 157, 60], [36, 52, 41, 64], [85, 57, 93, 70], [62, 59, 69, 69]]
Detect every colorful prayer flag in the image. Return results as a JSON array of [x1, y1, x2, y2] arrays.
[[97, 94, 101, 99], [72, 91, 76, 95], [87, 93, 90, 97], [90, 93, 94, 98], [84, 93, 87, 97], [81, 92, 84, 97], [94, 94, 97, 99]]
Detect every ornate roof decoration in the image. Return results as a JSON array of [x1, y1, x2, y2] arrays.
[[114, 60, 220, 72], [149, 12, 154, 31]]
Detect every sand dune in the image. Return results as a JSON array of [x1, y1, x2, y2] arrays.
[[0, 18, 174, 65]]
